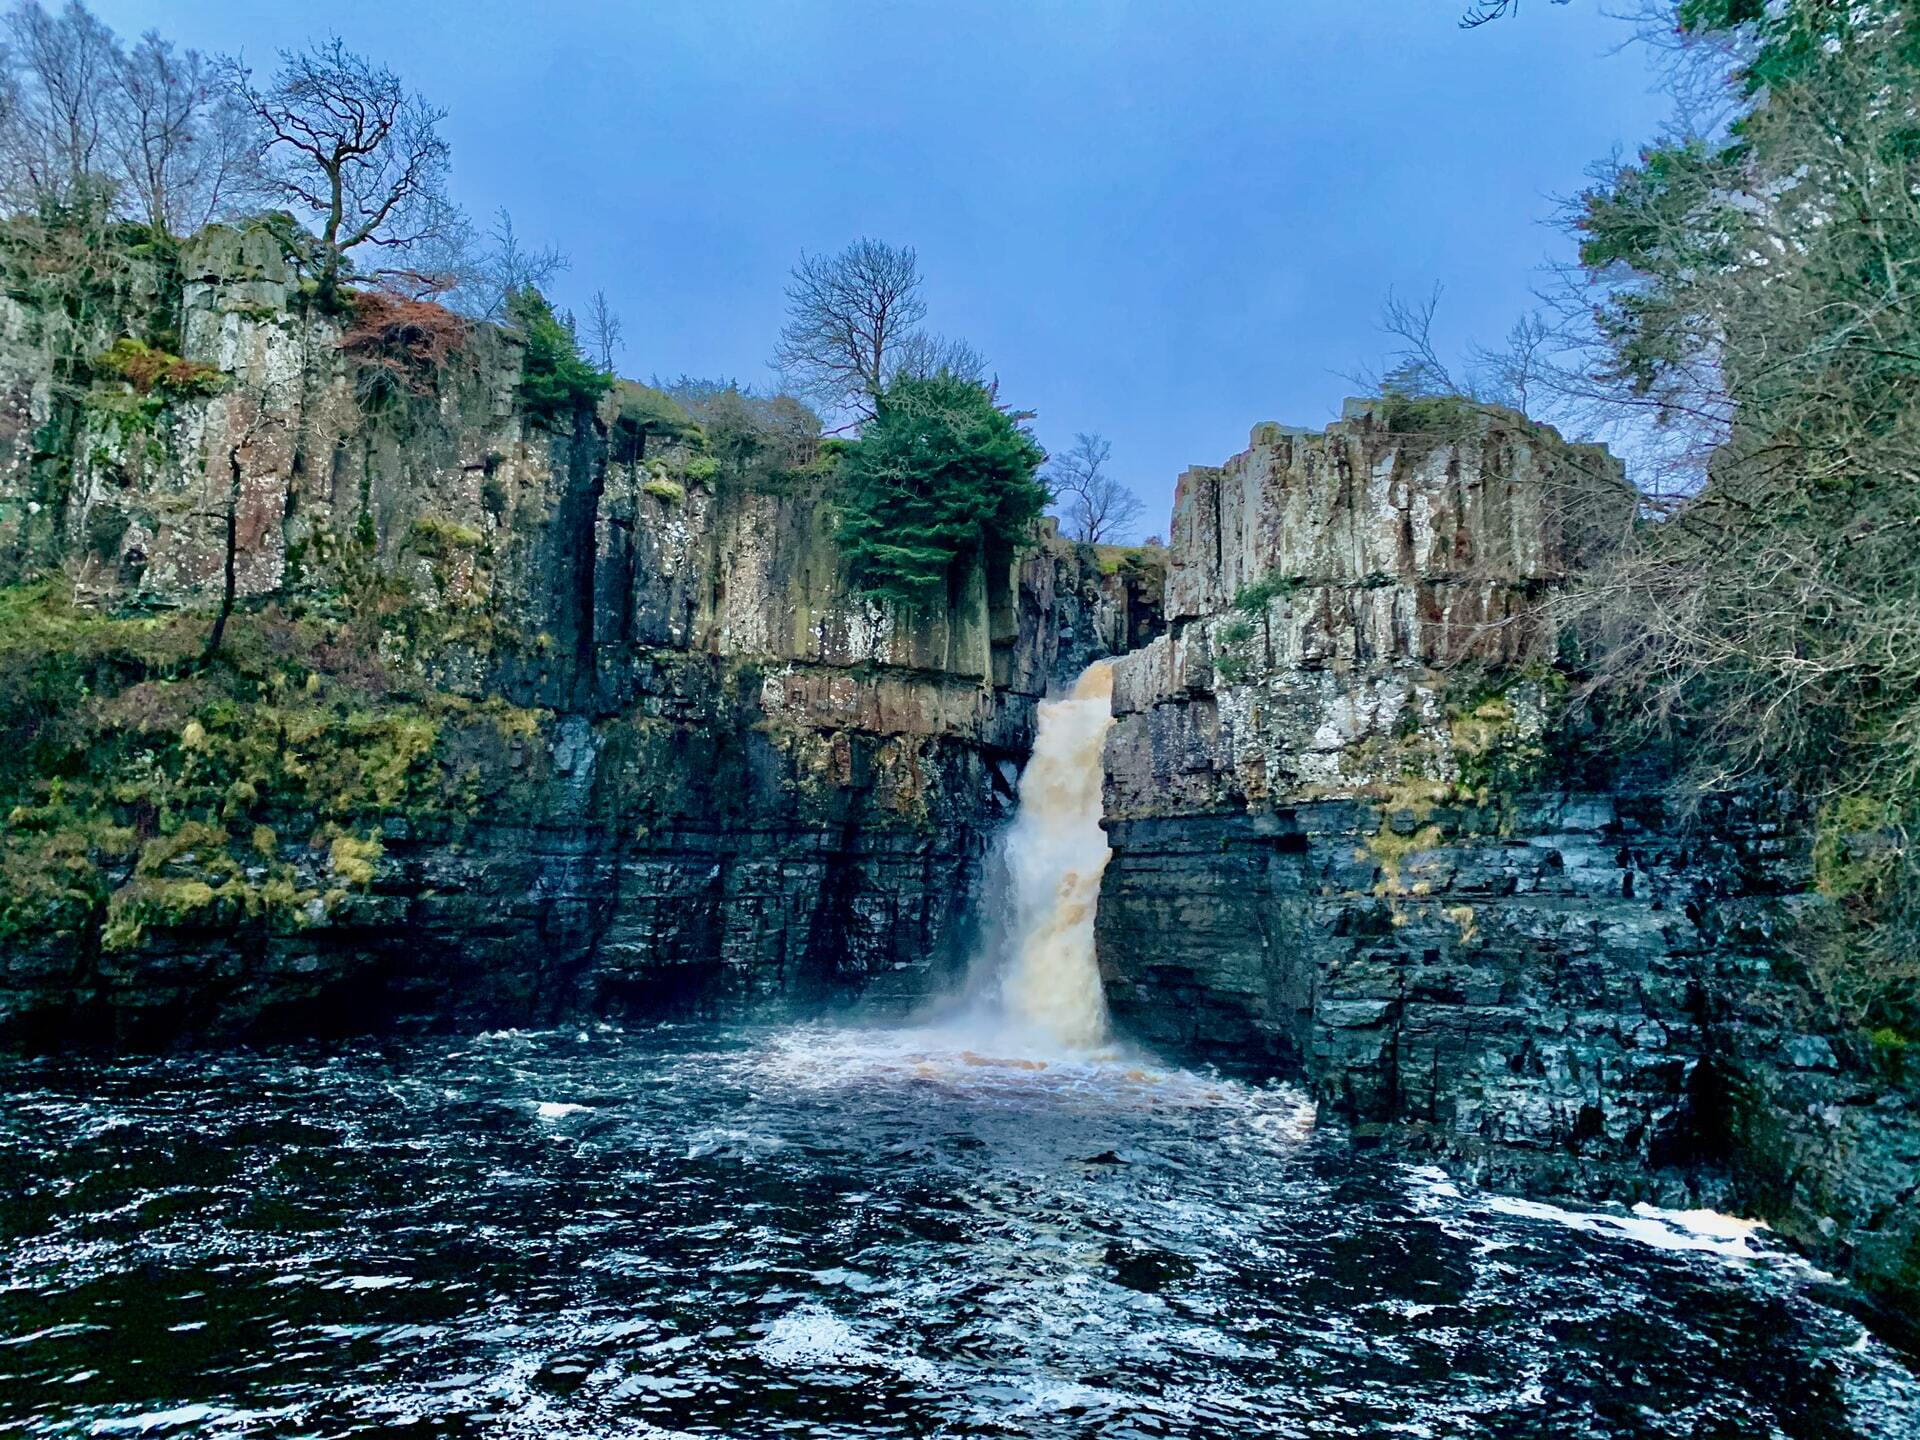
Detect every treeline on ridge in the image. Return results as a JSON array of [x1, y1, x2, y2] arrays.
[[0, 1, 1079, 614]]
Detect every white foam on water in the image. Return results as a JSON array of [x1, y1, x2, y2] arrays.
[[738, 1019, 1316, 1132], [1487, 1195, 1814, 1269], [755, 1304, 939, 1384], [532, 1101, 590, 1120], [88, 1403, 302, 1436], [1406, 1166, 1823, 1274], [683, 1126, 786, 1162]]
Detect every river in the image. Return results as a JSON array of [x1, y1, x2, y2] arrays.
[[2, 666, 1917, 1437]]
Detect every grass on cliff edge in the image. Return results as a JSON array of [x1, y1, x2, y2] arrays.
[[0, 583, 541, 952]]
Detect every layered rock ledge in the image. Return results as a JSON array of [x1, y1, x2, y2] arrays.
[[0, 223, 1165, 1042], [1095, 403, 1919, 1325]]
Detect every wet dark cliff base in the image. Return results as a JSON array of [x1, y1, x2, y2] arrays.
[[1097, 796, 1920, 1345]]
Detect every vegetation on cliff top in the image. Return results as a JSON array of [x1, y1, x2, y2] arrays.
[[834, 373, 1048, 609], [1436, 0, 1920, 1041], [509, 285, 612, 427], [1562, 0, 1920, 1038], [765, 238, 1057, 600]]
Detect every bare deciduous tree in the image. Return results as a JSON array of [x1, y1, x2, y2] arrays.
[[1460, 0, 1570, 27], [773, 238, 928, 423], [585, 287, 622, 373], [108, 30, 257, 236], [0, 0, 121, 213], [237, 37, 456, 303], [1376, 285, 1459, 398], [1354, 286, 1579, 427], [892, 329, 988, 386], [443, 207, 569, 319], [1049, 432, 1144, 545]]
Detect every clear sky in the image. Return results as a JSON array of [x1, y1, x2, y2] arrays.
[[99, 1, 1670, 539]]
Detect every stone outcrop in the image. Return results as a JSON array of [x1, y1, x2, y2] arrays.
[[1096, 405, 1919, 1326], [0, 222, 1150, 1043]]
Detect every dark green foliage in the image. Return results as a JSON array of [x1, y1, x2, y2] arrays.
[[834, 375, 1047, 609], [1678, 0, 1917, 92], [1571, 0, 1920, 1034], [508, 287, 610, 427], [1233, 570, 1303, 614]]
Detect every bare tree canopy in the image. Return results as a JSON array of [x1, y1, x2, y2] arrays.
[[438, 207, 568, 318], [0, 0, 122, 212], [237, 37, 456, 299], [109, 30, 257, 236], [892, 329, 989, 386], [585, 287, 622, 373], [773, 238, 928, 423], [0, 2, 259, 233], [1048, 432, 1144, 545], [1460, 0, 1570, 25], [1351, 286, 1569, 424]]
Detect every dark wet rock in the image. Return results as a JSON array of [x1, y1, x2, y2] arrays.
[[0, 223, 1134, 1047], [1096, 408, 1920, 1327]]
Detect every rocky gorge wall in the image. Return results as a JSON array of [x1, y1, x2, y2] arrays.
[[1095, 402, 1920, 1326], [0, 222, 1164, 1044]]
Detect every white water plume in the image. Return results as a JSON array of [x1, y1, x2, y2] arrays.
[[991, 661, 1117, 1049]]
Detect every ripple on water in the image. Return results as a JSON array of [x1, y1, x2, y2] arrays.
[[0, 1022, 1914, 1439]]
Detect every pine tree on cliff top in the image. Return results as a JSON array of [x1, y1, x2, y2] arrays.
[[835, 373, 1047, 610]]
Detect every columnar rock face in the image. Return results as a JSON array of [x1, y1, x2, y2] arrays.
[[1097, 407, 1918, 1321], [0, 223, 1137, 1041]]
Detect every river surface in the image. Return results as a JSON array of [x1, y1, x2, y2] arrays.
[[2, 1022, 1917, 1439]]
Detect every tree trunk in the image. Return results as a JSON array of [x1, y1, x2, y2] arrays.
[[203, 442, 244, 661]]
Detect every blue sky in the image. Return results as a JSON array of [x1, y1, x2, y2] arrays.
[[103, 1, 1670, 538]]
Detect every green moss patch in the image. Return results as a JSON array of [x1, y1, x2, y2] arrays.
[[0, 583, 548, 955]]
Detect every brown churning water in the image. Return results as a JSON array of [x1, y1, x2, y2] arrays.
[[999, 661, 1116, 1049]]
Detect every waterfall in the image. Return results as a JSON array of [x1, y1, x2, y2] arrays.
[[994, 660, 1117, 1049]]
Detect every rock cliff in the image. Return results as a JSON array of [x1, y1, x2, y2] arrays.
[[0, 222, 1162, 1042], [1096, 402, 1919, 1327]]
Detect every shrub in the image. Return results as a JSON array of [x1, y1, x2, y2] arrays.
[[1214, 618, 1255, 685], [641, 477, 685, 505], [835, 374, 1047, 609], [1234, 570, 1303, 614], [406, 515, 485, 558], [508, 287, 610, 427], [1378, 390, 1481, 440], [96, 337, 226, 398], [340, 288, 470, 400], [612, 381, 700, 462], [1094, 544, 1162, 579], [654, 377, 823, 491]]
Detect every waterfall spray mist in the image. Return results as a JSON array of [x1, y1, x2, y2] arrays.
[[997, 661, 1117, 1048]]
